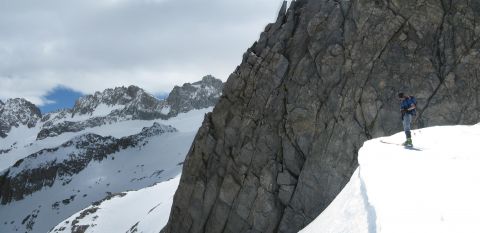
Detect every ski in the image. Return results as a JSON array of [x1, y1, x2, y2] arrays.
[[380, 140, 423, 151]]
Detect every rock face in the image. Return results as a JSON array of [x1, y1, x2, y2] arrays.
[[163, 1, 480, 233], [0, 98, 42, 138], [167, 75, 224, 116]]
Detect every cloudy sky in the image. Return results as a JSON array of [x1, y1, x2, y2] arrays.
[[0, 0, 285, 108]]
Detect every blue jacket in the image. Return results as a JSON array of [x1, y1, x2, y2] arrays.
[[401, 96, 417, 115]]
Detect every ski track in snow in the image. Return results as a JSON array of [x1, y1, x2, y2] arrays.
[[301, 123, 480, 233]]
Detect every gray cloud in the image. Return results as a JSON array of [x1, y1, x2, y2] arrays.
[[0, 0, 285, 105]]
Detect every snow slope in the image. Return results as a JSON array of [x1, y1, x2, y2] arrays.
[[0, 108, 212, 233], [50, 176, 180, 233], [300, 124, 480, 233], [46, 109, 213, 233]]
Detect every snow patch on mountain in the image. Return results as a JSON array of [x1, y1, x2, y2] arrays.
[[300, 124, 480, 233], [50, 176, 180, 233]]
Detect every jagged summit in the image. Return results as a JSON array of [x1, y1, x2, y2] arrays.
[[68, 76, 223, 120], [0, 98, 42, 138], [0, 76, 225, 140], [167, 75, 223, 116], [71, 85, 158, 116]]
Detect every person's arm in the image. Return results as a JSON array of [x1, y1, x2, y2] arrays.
[[407, 103, 416, 111], [400, 100, 415, 113]]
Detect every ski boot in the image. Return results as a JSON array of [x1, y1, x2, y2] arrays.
[[402, 138, 413, 147]]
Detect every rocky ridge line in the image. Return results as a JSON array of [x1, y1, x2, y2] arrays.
[[0, 75, 223, 140], [0, 123, 176, 204], [37, 76, 222, 140]]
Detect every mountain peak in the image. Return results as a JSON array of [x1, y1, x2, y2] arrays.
[[0, 98, 42, 138], [126, 85, 143, 96], [72, 85, 148, 116], [37, 76, 222, 140], [166, 76, 223, 116], [197, 75, 219, 84]]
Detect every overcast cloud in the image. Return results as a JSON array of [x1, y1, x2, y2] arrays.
[[0, 0, 285, 105]]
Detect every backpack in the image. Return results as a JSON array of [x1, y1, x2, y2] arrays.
[[409, 96, 417, 106]]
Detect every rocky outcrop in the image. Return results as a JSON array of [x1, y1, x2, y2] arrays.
[[0, 123, 176, 204], [167, 75, 224, 116], [0, 98, 42, 138], [163, 1, 480, 233]]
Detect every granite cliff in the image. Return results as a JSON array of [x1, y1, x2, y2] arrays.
[[163, 0, 480, 232]]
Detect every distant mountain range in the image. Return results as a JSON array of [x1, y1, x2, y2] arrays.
[[0, 75, 223, 233]]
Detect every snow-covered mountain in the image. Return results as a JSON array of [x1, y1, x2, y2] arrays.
[[0, 98, 42, 138], [0, 76, 222, 233], [300, 124, 480, 233], [166, 75, 223, 116]]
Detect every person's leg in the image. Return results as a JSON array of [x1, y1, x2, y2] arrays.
[[403, 114, 410, 137], [403, 114, 412, 145]]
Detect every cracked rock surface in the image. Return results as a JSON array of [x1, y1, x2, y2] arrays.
[[163, 0, 480, 233]]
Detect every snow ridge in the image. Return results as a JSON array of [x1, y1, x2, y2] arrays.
[[301, 124, 480, 233]]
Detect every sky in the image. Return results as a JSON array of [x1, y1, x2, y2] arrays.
[[0, 0, 286, 110], [38, 86, 83, 112]]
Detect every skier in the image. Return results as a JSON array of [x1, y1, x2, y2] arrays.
[[398, 92, 416, 147]]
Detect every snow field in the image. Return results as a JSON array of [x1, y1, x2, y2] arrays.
[[50, 176, 180, 233], [301, 124, 480, 233]]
